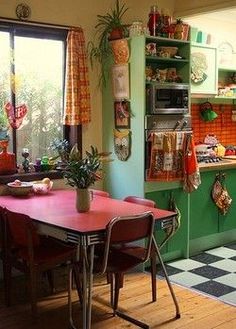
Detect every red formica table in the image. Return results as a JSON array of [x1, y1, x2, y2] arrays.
[[0, 189, 180, 329]]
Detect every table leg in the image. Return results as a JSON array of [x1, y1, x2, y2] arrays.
[[82, 244, 88, 329], [86, 245, 94, 329]]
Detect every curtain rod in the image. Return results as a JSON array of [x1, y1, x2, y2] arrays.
[[0, 16, 81, 31]]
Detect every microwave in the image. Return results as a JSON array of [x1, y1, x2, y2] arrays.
[[146, 83, 189, 114]]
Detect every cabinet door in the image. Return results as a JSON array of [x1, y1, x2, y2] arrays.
[[191, 43, 218, 95], [146, 188, 189, 261], [190, 171, 218, 239], [218, 169, 236, 231]]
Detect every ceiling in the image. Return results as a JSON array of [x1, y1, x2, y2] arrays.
[[192, 8, 236, 23]]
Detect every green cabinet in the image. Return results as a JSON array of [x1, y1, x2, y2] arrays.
[[146, 188, 189, 261], [191, 43, 218, 95], [103, 35, 191, 199], [102, 35, 236, 262], [218, 169, 236, 231], [189, 169, 236, 255], [190, 170, 218, 240]]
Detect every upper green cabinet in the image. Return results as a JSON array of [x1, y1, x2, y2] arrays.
[[145, 36, 191, 86], [191, 43, 218, 95], [103, 35, 191, 199]]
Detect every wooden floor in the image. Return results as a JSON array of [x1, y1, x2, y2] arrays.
[[0, 268, 235, 329]]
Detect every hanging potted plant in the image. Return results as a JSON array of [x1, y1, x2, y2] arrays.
[[87, 0, 129, 85]]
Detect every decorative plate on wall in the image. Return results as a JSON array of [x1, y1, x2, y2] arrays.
[[218, 41, 234, 68], [16, 3, 31, 20]]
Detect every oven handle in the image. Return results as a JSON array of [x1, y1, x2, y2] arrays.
[[145, 130, 193, 141]]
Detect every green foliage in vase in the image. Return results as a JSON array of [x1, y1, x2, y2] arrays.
[[63, 145, 102, 189]]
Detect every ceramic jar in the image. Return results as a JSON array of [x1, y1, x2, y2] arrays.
[[76, 188, 91, 212], [110, 39, 130, 64]]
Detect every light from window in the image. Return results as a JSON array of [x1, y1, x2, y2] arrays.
[[0, 29, 64, 164]]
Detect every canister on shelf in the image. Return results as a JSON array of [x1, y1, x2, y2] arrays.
[[147, 5, 160, 36], [129, 21, 143, 37]]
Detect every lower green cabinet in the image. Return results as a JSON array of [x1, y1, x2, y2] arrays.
[[189, 169, 236, 255], [146, 188, 189, 261], [190, 170, 218, 240], [145, 168, 236, 262]]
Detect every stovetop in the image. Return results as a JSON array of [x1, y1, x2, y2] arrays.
[[197, 156, 224, 164]]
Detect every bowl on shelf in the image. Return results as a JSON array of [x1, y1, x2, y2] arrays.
[[32, 179, 53, 195], [157, 46, 178, 58], [7, 181, 33, 197]]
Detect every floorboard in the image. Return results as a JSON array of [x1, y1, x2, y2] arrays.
[[0, 267, 235, 329]]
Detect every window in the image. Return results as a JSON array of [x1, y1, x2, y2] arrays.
[[0, 23, 68, 165]]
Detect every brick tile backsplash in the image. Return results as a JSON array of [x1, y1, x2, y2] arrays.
[[192, 103, 236, 146]]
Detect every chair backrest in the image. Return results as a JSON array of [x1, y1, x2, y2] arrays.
[[4, 210, 40, 248], [123, 196, 156, 208], [90, 189, 110, 197], [0, 206, 5, 248], [100, 211, 155, 274]]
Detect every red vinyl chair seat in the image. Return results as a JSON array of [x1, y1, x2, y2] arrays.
[[2, 209, 77, 318]]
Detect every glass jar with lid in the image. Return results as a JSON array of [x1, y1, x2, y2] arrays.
[[129, 21, 143, 37]]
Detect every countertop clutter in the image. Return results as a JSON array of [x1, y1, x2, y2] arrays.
[[198, 157, 236, 171], [195, 134, 236, 171]]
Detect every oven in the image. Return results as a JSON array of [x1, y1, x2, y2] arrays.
[[145, 114, 192, 180]]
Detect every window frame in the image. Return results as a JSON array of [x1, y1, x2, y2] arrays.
[[0, 21, 82, 183]]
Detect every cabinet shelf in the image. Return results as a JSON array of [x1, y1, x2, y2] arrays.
[[215, 95, 236, 100], [218, 67, 236, 73], [146, 56, 189, 63], [146, 36, 190, 46], [146, 81, 189, 88]]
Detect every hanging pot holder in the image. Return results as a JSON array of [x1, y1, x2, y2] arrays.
[[211, 173, 232, 215]]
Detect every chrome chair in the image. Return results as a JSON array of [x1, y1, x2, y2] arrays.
[[95, 211, 155, 328], [123, 196, 157, 302]]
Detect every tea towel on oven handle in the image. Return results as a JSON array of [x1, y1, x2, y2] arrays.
[[183, 133, 201, 193]]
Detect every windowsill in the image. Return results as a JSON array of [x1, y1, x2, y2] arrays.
[[0, 170, 63, 185]]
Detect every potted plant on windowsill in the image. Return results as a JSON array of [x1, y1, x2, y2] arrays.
[[63, 144, 111, 212], [87, 0, 129, 85]]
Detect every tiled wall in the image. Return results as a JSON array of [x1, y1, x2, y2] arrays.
[[192, 103, 236, 146]]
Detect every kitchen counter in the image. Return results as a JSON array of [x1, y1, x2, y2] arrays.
[[198, 158, 236, 172]]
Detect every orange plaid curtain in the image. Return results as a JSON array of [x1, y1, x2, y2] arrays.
[[64, 28, 91, 125]]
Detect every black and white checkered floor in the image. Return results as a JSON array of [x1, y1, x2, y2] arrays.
[[154, 242, 236, 306]]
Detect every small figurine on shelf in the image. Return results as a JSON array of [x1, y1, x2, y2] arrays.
[[161, 9, 170, 38], [22, 148, 30, 173], [41, 155, 50, 171], [174, 18, 183, 40]]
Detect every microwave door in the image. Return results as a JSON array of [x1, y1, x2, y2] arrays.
[[146, 83, 189, 114]]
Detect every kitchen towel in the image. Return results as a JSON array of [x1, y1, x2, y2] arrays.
[[148, 132, 201, 192]]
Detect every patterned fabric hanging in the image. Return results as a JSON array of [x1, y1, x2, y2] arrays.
[[113, 129, 131, 161], [148, 131, 200, 192], [64, 28, 91, 125], [211, 173, 232, 215], [5, 102, 27, 129]]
